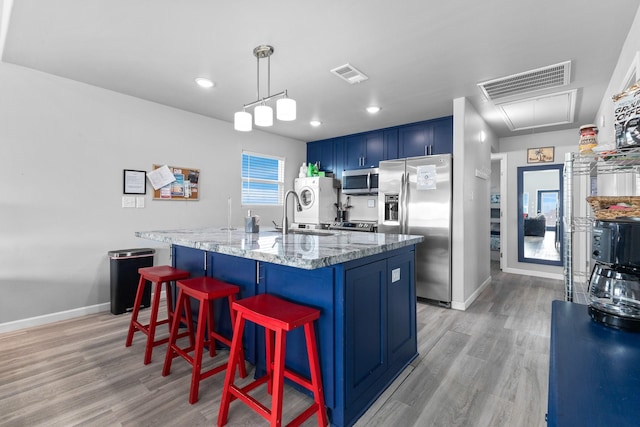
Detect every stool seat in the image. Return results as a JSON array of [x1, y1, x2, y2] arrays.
[[232, 294, 320, 331], [125, 266, 191, 365], [218, 294, 327, 427], [175, 276, 240, 299], [138, 265, 191, 283], [163, 276, 247, 404]]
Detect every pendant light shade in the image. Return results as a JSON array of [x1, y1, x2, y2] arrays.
[[234, 45, 296, 131], [276, 97, 296, 121], [254, 104, 273, 127], [234, 111, 252, 131]]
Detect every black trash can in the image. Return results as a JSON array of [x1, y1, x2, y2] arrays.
[[108, 248, 155, 315]]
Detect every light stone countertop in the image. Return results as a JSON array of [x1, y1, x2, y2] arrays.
[[136, 227, 423, 270]]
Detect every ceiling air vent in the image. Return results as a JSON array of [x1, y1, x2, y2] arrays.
[[478, 61, 571, 101], [330, 63, 369, 84]]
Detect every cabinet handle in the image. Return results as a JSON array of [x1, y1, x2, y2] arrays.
[[256, 261, 260, 285], [424, 145, 427, 156], [203, 252, 207, 272]]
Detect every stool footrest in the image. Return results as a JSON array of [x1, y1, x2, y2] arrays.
[[228, 381, 271, 420]]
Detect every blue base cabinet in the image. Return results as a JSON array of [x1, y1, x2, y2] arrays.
[[172, 244, 417, 427], [173, 246, 258, 364]]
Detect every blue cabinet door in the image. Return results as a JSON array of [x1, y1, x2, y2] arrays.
[[431, 116, 453, 155], [344, 134, 365, 170], [208, 252, 258, 364], [344, 259, 388, 406], [387, 251, 416, 367], [384, 128, 398, 160], [172, 245, 206, 277], [307, 139, 335, 174], [399, 122, 433, 158], [364, 131, 384, 168]]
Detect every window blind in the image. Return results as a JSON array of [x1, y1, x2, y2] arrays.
[[241, 151, 284, 205]]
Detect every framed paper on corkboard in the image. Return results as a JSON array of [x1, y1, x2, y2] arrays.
[[527, 146, 554, 164], [151, 164, 200, 200]]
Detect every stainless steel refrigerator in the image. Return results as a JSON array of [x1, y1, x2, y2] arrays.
[[378, 154, 452, 305]]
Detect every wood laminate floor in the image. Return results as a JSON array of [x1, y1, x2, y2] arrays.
[[0, 264, 563, 427]]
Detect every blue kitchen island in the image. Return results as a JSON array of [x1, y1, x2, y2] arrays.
[[136, 227, 423, 427]]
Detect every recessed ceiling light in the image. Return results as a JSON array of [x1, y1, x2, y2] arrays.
[[366, 106, 381, 114], [310, 120, 322, 127], [195, 78, 214, 88]]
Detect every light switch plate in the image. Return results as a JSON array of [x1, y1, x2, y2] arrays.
[[136, 197, 145, 208], [391, 268, 401, 283], [122, 196, 135, 208], [368, 199, 376, 208]]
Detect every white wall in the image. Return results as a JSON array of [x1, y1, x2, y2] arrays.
[[0, 63, 305, 328], [451, 97, 494, 310]]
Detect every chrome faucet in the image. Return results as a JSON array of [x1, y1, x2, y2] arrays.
[[282, 190, 302, 235]]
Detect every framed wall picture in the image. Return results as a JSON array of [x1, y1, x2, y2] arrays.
[[527, 147, 554, 164], [123, 169, 147, 194]]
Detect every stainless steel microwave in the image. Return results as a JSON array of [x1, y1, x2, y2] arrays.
[[341, 168, 379, 195]]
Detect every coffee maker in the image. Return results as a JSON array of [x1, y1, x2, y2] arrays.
[[589, 218, 640, 330]]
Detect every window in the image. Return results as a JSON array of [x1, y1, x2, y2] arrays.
[[241, 151, 284, 205]]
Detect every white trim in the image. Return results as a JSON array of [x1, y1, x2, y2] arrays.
[[502, 267, 563, 280], [0, 302, 111, 334], [451, 275, 492, 311]]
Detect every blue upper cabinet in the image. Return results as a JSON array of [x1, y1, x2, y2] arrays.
[[343, 131, 384, 170], [307, 116, 452, 177], [431, 116, 453, 155], [399, 116, 453, 158], [383, 128, 398, 160], [307, 138, 335, 174]]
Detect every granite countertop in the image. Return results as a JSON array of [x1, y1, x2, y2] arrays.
[[135, 227, 423, 270]]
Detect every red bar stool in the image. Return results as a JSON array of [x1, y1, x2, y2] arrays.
[[163, 276, 248, 404], [218, 294, 328, 427], [125, 265, 192, 365]]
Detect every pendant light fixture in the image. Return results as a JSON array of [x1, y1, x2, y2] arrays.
[[234, 45, 296, 131]]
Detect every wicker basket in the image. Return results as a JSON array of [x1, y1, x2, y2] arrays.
[[586, 196, 640, 219]]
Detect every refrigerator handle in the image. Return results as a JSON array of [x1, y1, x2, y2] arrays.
[[400, 172, 405, 233], [403, 172, 409, 233]]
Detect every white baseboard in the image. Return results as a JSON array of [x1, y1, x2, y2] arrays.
[[451, 275, 492, 311], [502, 267, 563, 280], [0, 302, 111, 334]]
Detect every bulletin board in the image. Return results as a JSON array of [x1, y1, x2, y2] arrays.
[[151, 164, 200, 200]]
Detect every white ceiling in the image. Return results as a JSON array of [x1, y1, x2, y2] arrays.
[[2, 0, 639, 142]]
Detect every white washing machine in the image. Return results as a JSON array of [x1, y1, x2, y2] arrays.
[[294, 177, 337, 225]]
